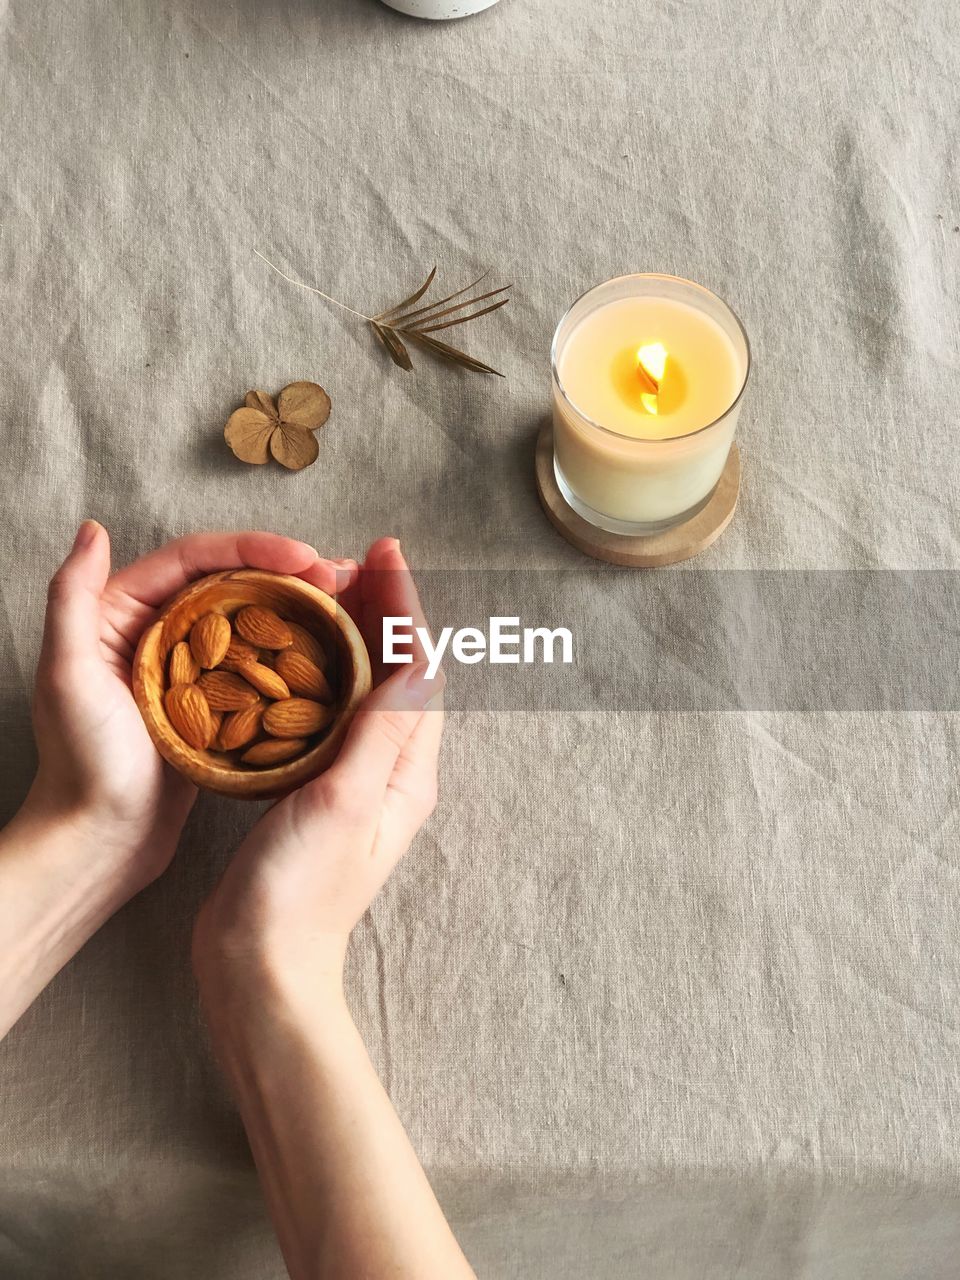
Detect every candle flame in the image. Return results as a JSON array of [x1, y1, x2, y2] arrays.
[[636, 342, 667, 415]]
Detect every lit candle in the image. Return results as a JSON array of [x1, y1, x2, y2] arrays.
[[552, 275, 750, 533]]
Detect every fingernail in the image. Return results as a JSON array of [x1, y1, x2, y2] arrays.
[[73, 519, 100, 550], [386, 537, 401, 552], [400, 661, 444, 706], [333, 557, 357, 571], [293, 540, 319, 560]]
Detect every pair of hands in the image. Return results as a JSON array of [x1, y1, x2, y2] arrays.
[[27, 523, 443, 992]]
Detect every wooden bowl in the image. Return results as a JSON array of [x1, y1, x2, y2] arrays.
[[132, 569, 372, 799]]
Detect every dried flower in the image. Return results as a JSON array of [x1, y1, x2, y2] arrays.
[[254, 251, 511, 377], [224, 381, 331, 471], [369, 268, 510, 376]]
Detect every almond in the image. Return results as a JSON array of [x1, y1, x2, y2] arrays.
[[287, 620, 328, 671], [237, 660, 291, 701], [190, 612, 232, 669], [241, 737, 310, 767], [234, 605, 293, 650], [262, 697, 334, 738], [218, 636, 260, 672], [198, 669, 261, 711], [209, 710, 224, 741], [169, 641, 200, 686], [165, 684, 216, 750], [275, 649, 333, 703], [218, 702, 265, 750]]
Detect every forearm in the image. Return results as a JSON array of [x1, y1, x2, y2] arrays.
[[0, 795, 128, 1037], [198, 961, 475, 1280]]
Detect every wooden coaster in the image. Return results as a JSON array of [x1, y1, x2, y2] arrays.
[[535, 421, 740, 567]]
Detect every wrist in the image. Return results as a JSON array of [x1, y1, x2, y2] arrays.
[[23, 765, 104, 836], [11, 791, 121, 895], [7, 798, 144, 934], [21, 773, 175, 897], [195, 938, 353, 1084], [0, 799, 139, 1036], [19, 776, 116, 865], [193, 922, 349, 1016]]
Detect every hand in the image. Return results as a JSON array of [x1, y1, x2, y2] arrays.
[[190, 541, 465, 1280], [193, 537, 444, 991], [26, 522, 356, 901]]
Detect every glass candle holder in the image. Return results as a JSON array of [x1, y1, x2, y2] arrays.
[[551, 274, 751, 535]]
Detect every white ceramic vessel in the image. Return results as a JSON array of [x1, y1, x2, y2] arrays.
[[379, 0, 499, 18]]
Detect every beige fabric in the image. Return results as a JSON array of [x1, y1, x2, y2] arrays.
[[2, 0, 959, 1275]]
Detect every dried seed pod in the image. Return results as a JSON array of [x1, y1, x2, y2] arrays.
[[190, 613, 232, 669], [169, 641, 200, 687], [241, 737, 310, 767], [198, 669, 261, 712], [164, 684, 216, 750]]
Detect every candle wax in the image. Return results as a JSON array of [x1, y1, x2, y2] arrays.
[[557, 295, 742, 440]]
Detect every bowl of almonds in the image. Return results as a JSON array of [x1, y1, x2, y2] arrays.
[[132, 569, 372, 798]]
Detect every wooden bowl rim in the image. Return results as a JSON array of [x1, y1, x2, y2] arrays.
[[133, 569, 372, 799]]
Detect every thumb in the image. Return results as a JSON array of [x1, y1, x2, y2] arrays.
[[40, 521, 111, 670], [324, 661, 443, 797]]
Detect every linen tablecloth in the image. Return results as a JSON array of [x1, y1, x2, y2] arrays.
[[2, 0, 959, 1275]]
